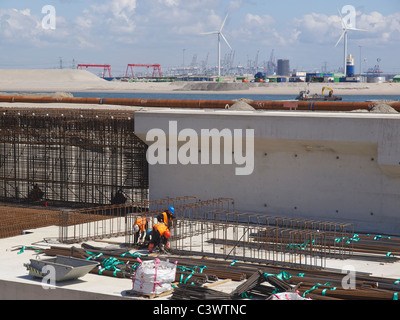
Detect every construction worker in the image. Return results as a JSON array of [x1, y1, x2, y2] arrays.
[[29, 184, 44, 202], [148, 222, 171, 254], [111, 189, 127, 205], [157, 206, 175, 229], [133, 216, 149, 244]]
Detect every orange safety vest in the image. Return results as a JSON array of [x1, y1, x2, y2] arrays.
[[153, 223, 168, 237], [135, 217, 147, 232], [161, 211, 168, 224]]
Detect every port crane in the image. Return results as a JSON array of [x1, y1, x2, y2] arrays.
[[125, 64, 162, 78], [77, 64, 112, 78]]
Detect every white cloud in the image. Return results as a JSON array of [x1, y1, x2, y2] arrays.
[[158, 0, 180, 6], [293, 10, 400, 46], [0, 7, 73, 48], [0, 1, 399, 71], [357, 11, 400, 43], [0, 8, 41, 41], [68, 0, 139, 48], [75, 14, 92, 29], [293, 13, 342, 44], [76, 0, 137, 31], [229, 13, 297, 46]]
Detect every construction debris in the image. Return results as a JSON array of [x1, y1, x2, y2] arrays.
[[171, 284, 233, 300]]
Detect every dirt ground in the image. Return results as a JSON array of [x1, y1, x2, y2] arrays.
[[0, 205, 60, 238], [0, 205, 109, 239]]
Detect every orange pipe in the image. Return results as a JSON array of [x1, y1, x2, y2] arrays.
[[0, 95, 399, 112]]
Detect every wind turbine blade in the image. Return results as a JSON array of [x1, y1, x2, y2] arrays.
[[220, 32, 232, 50], [200, 31, 218, 35], [335, 31, 345, 47], [347, 27, 368, 32], [337, 7, 347, 29], [220, 13, 229, 32]]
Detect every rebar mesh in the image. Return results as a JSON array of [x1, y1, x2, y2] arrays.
[[169, 202, 354, 269], [57, 195, 354, 269], [0, 108, 148, 206], [58, 196, 200, 243]]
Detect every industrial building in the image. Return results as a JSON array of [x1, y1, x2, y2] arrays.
[[277, 59, 290, 76]]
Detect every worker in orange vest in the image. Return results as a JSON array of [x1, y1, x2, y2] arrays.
[[157, 206, 175, 229], [148, 222, 171, 253], [134, 216, 149, 244]]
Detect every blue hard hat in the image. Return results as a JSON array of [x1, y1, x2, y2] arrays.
[[146, 228, 152, 236], [168, 206, 175, 214]]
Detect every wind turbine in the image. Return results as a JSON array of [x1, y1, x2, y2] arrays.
[[335, 8, 367, 75], [201, 13, 232, 77]]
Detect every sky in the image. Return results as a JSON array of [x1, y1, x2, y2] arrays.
[[0, 0, 399, 76]]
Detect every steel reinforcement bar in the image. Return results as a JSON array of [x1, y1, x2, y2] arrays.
[[0, 108, 149, 206], [58, 196, 200, 243]]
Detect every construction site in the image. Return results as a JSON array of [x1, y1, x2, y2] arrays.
[[0, 68, 400, 302]]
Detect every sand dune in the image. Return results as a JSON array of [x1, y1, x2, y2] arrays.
[[0, 69, 112, 91], [0, 69, 104, 82]]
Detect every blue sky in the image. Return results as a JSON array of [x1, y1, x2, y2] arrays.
[[0, 0, 399, 76]]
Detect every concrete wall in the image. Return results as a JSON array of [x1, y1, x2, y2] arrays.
[[135, 110, 400, 235], [0, 279, 127, 300]]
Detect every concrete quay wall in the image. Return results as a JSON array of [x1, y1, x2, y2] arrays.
[[135, 110, 400, 235]]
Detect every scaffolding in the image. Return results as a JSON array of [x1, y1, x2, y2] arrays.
[[0, 108, 148, 207]]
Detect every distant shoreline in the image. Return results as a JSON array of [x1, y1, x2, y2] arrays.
[[0, 69, 398, 96]]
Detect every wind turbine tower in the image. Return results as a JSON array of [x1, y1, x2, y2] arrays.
[[201, 13, 232, 77], [335, 7, 367, 75]]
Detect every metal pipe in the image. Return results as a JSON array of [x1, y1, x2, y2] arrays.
[[0, 95, 399, 111]]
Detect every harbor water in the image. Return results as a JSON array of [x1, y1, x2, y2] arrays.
[[71, 91, 400, 103]]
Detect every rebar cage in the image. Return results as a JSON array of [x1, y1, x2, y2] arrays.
[[58, 196, 354, 269], [0, 108, 148, 207], [170, 200, 354, 269], [58, 196, 200, 243]]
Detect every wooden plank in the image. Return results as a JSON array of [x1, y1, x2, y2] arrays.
[[126, 289, 174, 299], [204, 278, 232, 288]]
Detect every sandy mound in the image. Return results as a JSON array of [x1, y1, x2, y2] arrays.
[[228, 98, 255, 111], [0, 69, 106, 83], [369, 104, 398, 114], [0, 69, 112, 92], [180, 82, 250, 91], [350, 103, 399, 114], [0, 91, 73, 97]]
